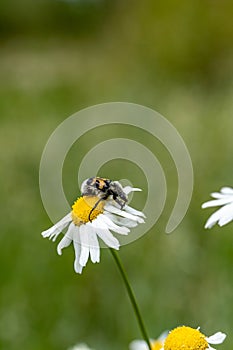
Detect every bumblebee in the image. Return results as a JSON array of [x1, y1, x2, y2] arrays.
[[81, 177, 128, 221]]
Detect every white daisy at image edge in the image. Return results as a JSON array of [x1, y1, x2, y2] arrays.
[[129, 330, 168, 350], [67, 343, 94, 350], [202, 187, 233, 228], [161, 326, 226, 350], [42, 183, 145, 273], [204, 332, 227, 350]]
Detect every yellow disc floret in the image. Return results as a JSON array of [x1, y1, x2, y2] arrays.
[[71, 196, 104, 226], [164, 326, 208, 350], [151, 340, 163, 350]]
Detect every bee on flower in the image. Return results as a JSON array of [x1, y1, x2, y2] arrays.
[[202, 187, 233, 228], [161, 326, 226, 350], [42, 177, 145, 273], [129, 330, 168, 350]]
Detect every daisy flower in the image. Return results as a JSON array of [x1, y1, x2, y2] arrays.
[[42, 178, 145, 274], [162, 326, 226, 350], [129, 331, 168, 350], [202, 187, 233, 228]]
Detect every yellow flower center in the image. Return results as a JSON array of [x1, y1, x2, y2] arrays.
[[164, 326, 208, 350], [151, 340, 163, 350], [71, 196, 104, 226]]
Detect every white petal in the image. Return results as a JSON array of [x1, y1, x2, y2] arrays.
[[79, 225, 90, 267], [129, 340, 150, 350], [207, 187, 233, 199], [73, 227, 83, 274], [124, 205, 146, 218], [41, 227, 59, 239], [220, 187, 233, 194], [57, 235, 72, 255], [204, 214, 216, 228], [57, 222, 75, 255], [210, 192, 229, 199], [206, 332, 226, 344], [41, 213, 72, 240], [105, 204, 145, 223], [219, 214, 233, 226], [99, 214, 130, 235], [129, 332, 167, 350], [94, 223, 120, 249], [105, 213, 139, 228], [123, 186, 142, 195], [86, 224, 100, 263], [202, 197, 233, 208], [74, 262, 83, 274], [204, 203, 233, 228], [68, 343, 93, 350]]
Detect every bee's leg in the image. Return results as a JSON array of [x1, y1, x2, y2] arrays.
[[88, 198, 105, 221], [110, 192, 123, 209], [114, 196, 126, 209]]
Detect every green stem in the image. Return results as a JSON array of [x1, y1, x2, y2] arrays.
[[110, 249, 152, 350]]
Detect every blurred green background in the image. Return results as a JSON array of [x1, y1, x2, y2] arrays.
[[1, 0, 233, 349]]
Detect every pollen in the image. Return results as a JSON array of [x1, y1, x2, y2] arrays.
[[151, 340, 163, 350], [71, 196, 104, 226], [164, 326, 208, 350]]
